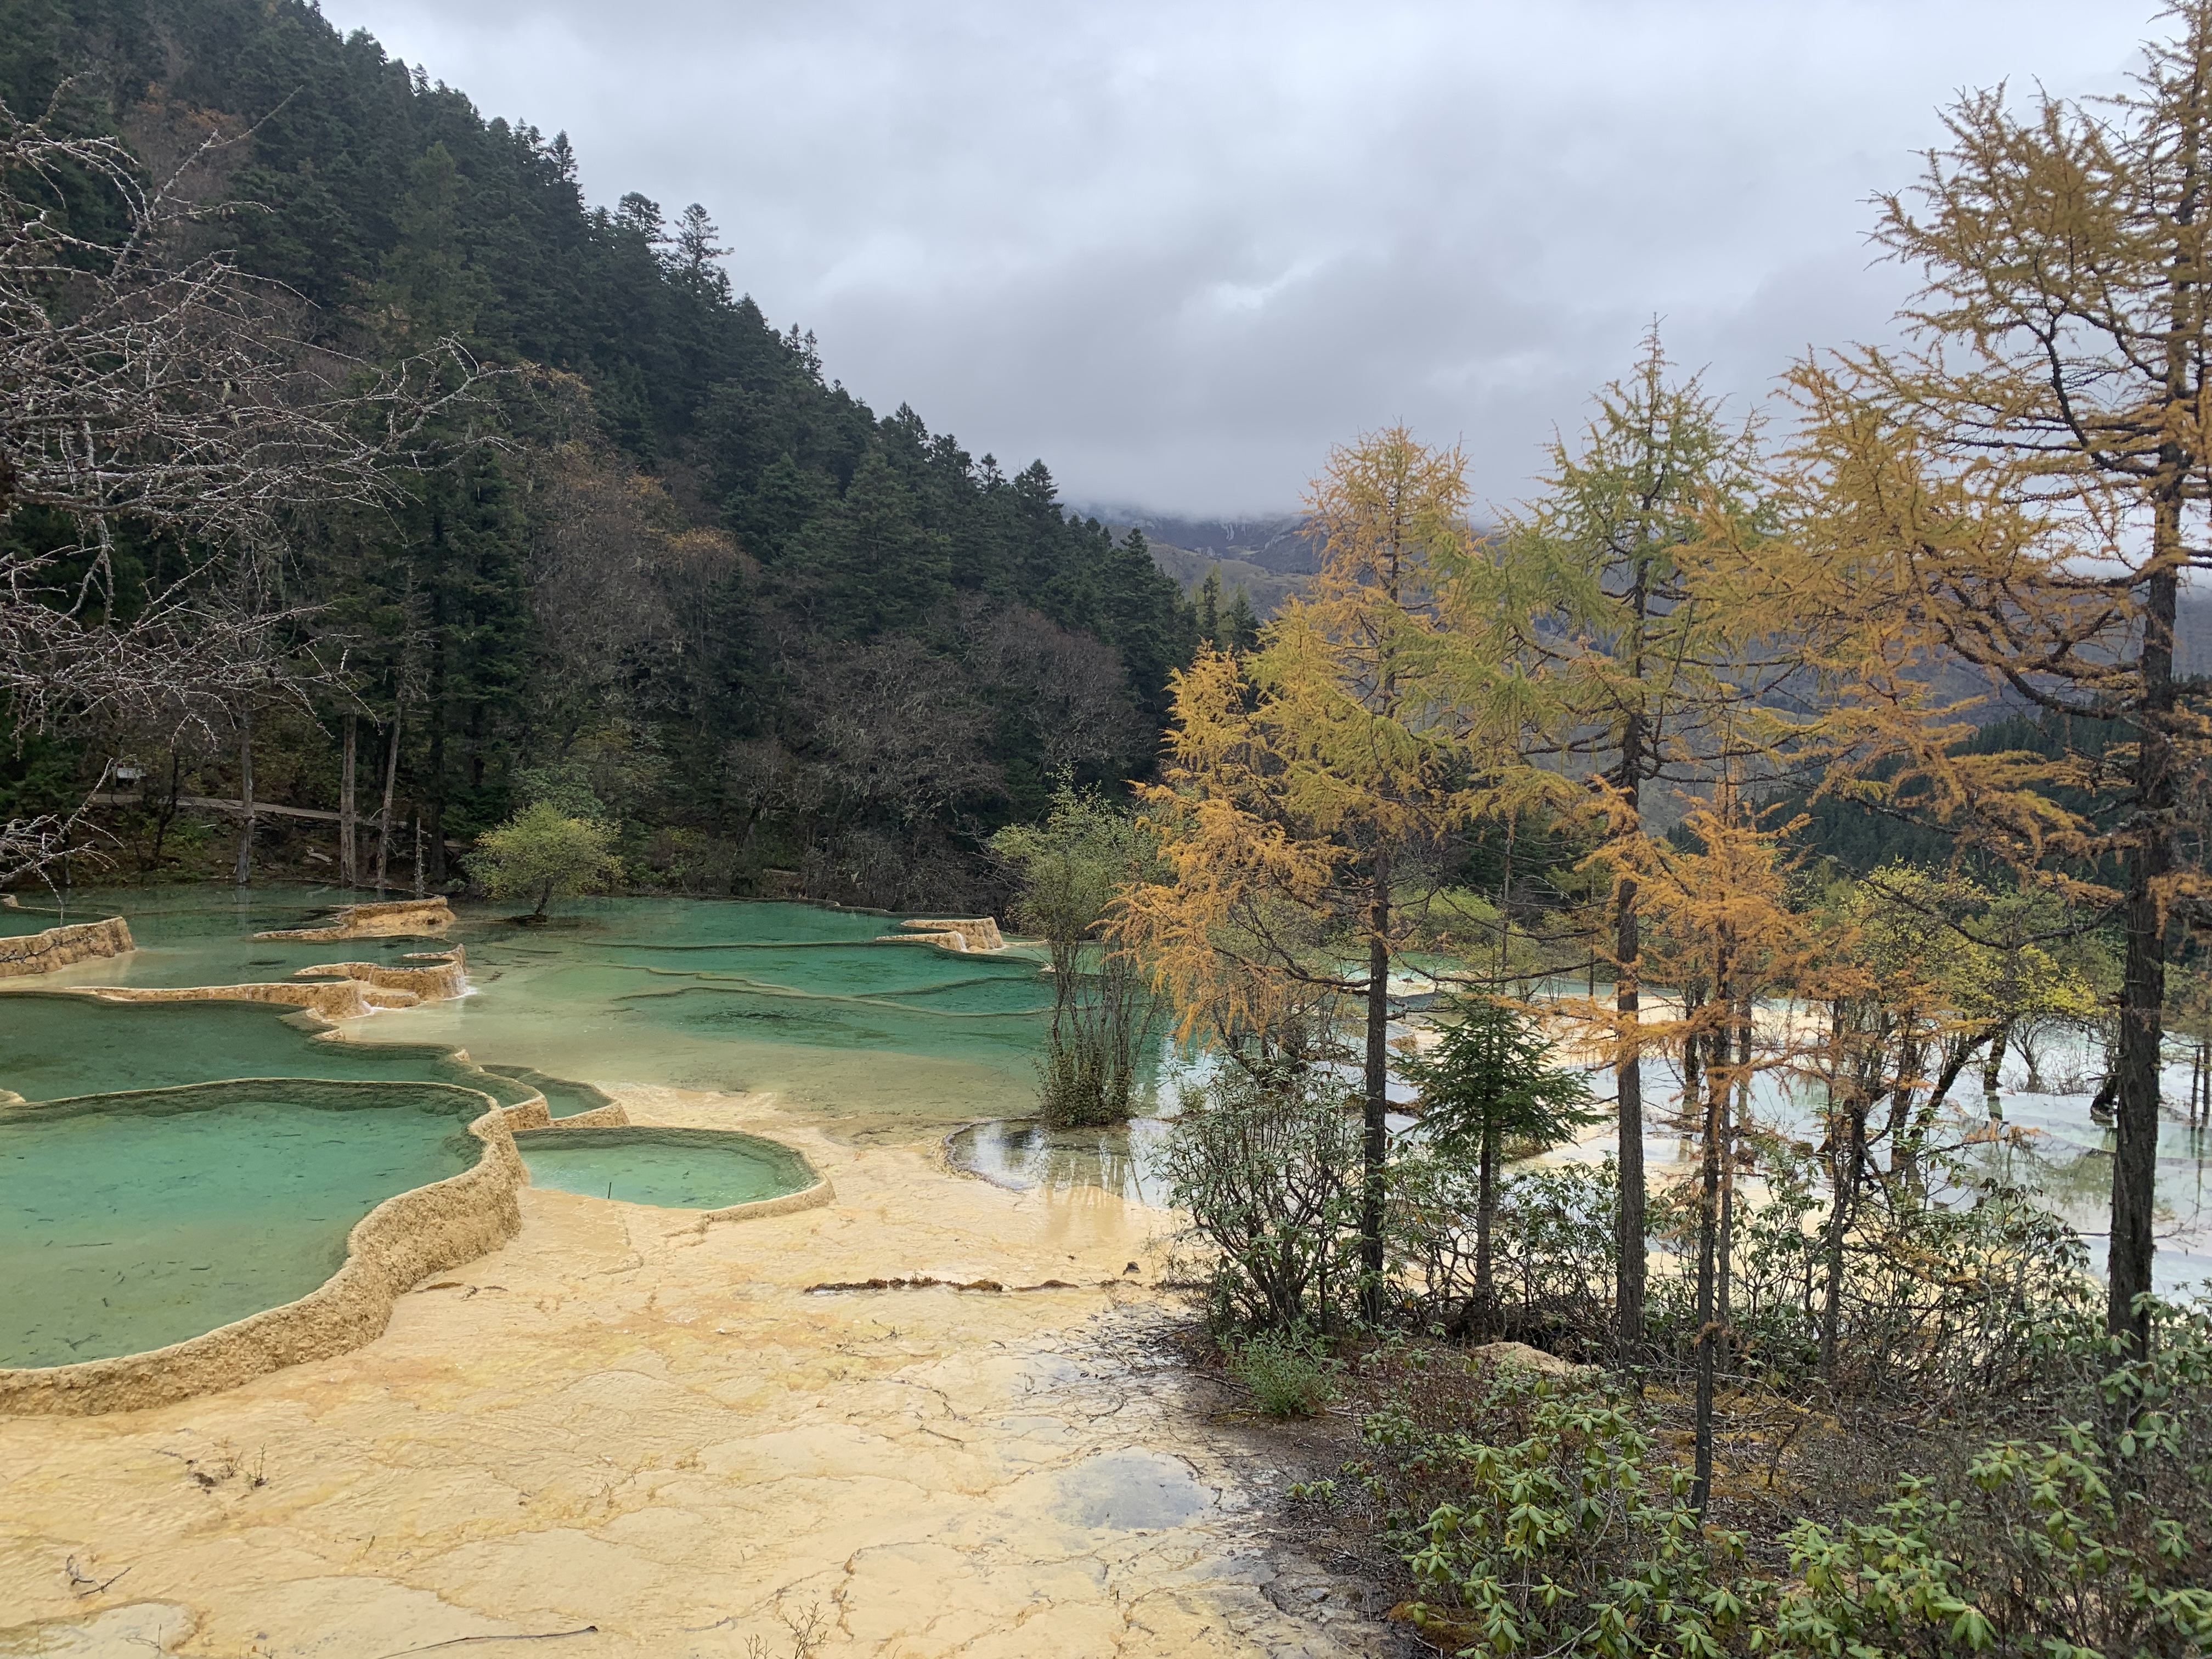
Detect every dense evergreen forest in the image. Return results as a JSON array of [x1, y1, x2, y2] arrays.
[[0, 0, 1200, 906]]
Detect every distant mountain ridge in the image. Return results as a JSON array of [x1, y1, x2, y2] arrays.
[[1076, 508, 1315, 619], [1077, 509, 1317, 574], [1086, 507, 2212, 676]]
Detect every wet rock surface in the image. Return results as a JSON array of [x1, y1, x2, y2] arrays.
[[0, 1087, 1406, 1657]]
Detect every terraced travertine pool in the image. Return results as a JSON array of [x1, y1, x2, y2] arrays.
[[15, 887, 1057, 1127], [4, 883, 2209, 1382], [1, 1081, 486, 1368], [512, 1125, 817, 1208], [0, 886, 1053, 1378]]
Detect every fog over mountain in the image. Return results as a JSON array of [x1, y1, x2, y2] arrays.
[[322, 0, 2150, 517]]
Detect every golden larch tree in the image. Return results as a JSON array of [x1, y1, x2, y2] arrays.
[[1443, 332, 1776, 1356], [1118, 427, 1485, 1319], [1773, 4, 2212, 1349]]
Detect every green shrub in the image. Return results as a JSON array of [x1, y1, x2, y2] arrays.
[[1353, 1362, 1764, 1657], [991, 783, 1163, 1127], [1228, 1326, 1338, 1419], [1161, 1062, 1366, 1334], [469, 801, 624, 917], [1391, 1155, 1622, 1353], [1352, 1301, 2212, 1658]]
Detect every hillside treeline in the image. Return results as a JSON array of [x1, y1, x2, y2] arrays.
[[0, 0, 1200, 905]]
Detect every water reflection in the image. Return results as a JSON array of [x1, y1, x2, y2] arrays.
[[946, 1118, 1177, 1204], [945, 1105, 1424, 1207]]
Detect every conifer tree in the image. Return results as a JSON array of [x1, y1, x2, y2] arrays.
[[1776, 4, 2212, 1349], [1120, 428, 1482, 1320], [1221, 586, 1261, 653], [1398, 998, 1596, 1341], [1197, 566, 1222, 647], [1448, 333, 1770, 1356]]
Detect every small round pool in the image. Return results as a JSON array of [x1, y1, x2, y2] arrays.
[[514, 1126, 816, 1209]]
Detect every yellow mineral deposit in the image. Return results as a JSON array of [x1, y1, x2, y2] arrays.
[[0, 915, 135, 979], [0, 1086, 1391, 1658], [878, 917, 1008, 953], [251, 897, 458, 943], [76, 946, 470, 1018]]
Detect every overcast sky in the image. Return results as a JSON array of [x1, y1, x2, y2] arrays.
[[326, 0, 2152, 517]]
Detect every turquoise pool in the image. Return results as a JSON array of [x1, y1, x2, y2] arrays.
[[0, 1081, 486, 1368], [516, 1126, 817, 1209], [0, 887, 1011, 1372]]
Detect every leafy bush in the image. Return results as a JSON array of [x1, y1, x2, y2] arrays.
[[1161, 1062, 1366, 1334], [1631, 1142, 2104, 1409], [1228, 1325, 1338, 1419], [469, 801, 624, 917], [1392, 1156, 1623, 1355], [1349, 1301, 2212, 1658], [1359, 1361, 1769, 1657], [992, 783, 1163, 1126]]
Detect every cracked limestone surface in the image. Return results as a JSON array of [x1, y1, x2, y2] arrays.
[[0, 1087, 1393, 1658]]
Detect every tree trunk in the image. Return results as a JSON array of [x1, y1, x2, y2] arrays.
[[1819, 1011, 1866, 1387], [1720, 996, 1747, 1362], [154, 752, 181, 876], [340, 713, 357, 887], [1611, 684, 1650, 1364], [1981, 1018, 2011, 1107], [1359, 857, 1392, 1326], [2110, 548, 2175, 1350], [1475, 1115, 1498, 1342], [1615, 884, 1646, 1361], [1612, 556, 1651, 1363], [426, 635, 449, 885], [232, 704, 255, 887], [375, 707, 402, 892], [2107, 156, 2197, 1348], [1691, 1019, 1725, 1516]]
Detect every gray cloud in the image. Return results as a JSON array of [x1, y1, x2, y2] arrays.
[[326, 0, 2149, 514]]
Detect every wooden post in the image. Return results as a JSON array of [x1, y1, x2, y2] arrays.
[[233, 704, 255, 887], [340, 713, 358, 887], [375, 707, 402, 892]]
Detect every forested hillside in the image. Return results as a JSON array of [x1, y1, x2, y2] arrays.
[[0, 0, 1200, 906]]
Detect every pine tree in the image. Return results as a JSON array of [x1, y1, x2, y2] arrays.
[[1221, 586, 1260, 653]]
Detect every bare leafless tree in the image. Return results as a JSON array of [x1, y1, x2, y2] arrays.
[[953, 596, 1145, 777], [0, 90, 486, 884]]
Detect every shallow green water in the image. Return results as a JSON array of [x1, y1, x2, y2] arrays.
[[0, 991, 538, 1108], [18, 886, 1055, 1127], [516, 1126, 815, 1208], [0, 1081, 483, 1367], [0, 885, 1051, 1366], [0, 904, 71, 938]]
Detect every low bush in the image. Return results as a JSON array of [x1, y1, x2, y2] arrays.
[[1160, 1061, 1367, 1335], [1357, 1359, 1769, 1657], [1339, 1300, 2212, 1658], [1227, 1325, 1338, 1419]]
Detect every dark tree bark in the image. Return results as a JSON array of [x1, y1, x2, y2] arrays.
[[340, 713, 357, 887], [2112, 566, 2176, 1351], [1359, 857, 1392, 1326], [375, 707, 402, 891], [1691, 1015, 1726, 1516]]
